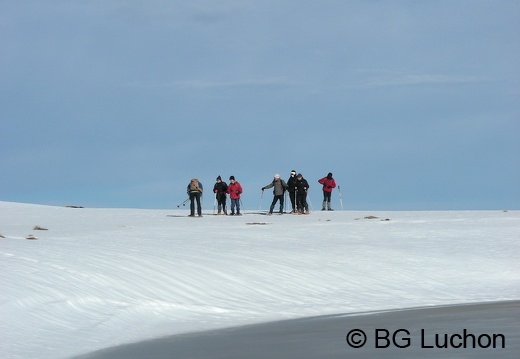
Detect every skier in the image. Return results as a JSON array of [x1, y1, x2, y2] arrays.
[[261, 174, 287, 215], [227, 176, 243, 215], [213, 175, 228, 215], [187, 178, 203, 217], [286, 170, 298, 213], [318, 172, 336, 211], [294, 173, 310, 214]]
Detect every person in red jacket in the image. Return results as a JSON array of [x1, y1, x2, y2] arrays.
[[318, 172, 336, 211], [226, 175, 243, 215]]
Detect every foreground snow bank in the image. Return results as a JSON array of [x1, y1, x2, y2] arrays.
[[75, 300, 520, 359], [1, 202, 519, 359]]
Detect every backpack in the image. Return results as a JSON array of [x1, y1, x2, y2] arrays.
[[189, 179, 200, 192]]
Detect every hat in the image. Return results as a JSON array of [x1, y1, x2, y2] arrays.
[[216, 175, 221, 181], [327, 172, 333, 179], [229, 175, 235, 181], [290, 170, 296, 175], [274, 174, 280, 179], [297, 173, 302, 178]]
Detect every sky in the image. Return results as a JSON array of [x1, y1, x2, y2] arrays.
[[1, 0, 519, 210]]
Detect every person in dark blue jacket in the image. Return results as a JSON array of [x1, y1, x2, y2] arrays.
[[187, 178, 203, 217], [213, 175, 228, 215], [294, 173, 310, 214]]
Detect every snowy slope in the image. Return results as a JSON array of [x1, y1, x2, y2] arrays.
[[1, 201, 519, 359]]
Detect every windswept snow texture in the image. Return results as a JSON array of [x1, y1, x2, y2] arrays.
[[1, 202, 519, 359]]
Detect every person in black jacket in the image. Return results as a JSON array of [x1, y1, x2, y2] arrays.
[[286, 170, 298, 213], [213, 175, 228, 215], [294, 173, 310, 214]]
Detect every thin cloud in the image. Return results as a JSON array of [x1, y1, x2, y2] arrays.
[[123, 77, 301, 90], [363, 73, 482, 88]]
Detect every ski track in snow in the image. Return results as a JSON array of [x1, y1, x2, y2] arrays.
[[1, 201, 519, 359]]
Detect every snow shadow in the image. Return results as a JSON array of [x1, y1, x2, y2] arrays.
[[75, 300, 519, 359]]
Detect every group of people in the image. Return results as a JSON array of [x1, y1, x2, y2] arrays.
[[186, 176, 242, 217], [186, 171, 337, 217]]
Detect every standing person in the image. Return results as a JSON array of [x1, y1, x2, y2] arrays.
[[294, 173, 310, 214], [213, 175, 228, 215], [261, 174, 287, 215], [227, 175, 243, 215], [286, 170, 298, 213], [318, 172, 336, 211], [187, 178, 203, 217]]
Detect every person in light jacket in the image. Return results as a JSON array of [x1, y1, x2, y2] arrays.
[[262, 174, 287, 215]]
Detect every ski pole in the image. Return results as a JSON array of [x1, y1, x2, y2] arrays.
[[259, 190, 264, 211], [177, 198, 190, 207], [338, 185, 344, 210], [306, 190, 313, 212], [294, 191, 298, 212], [213, 192, 217, 215]]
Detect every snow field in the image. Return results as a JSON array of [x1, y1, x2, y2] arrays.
[[1, 202, 519, 359]]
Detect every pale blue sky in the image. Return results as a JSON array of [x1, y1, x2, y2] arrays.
[[1, 0, 519, 210]]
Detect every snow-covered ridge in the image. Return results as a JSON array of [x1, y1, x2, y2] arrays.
[[1, 201, 519, 359]]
